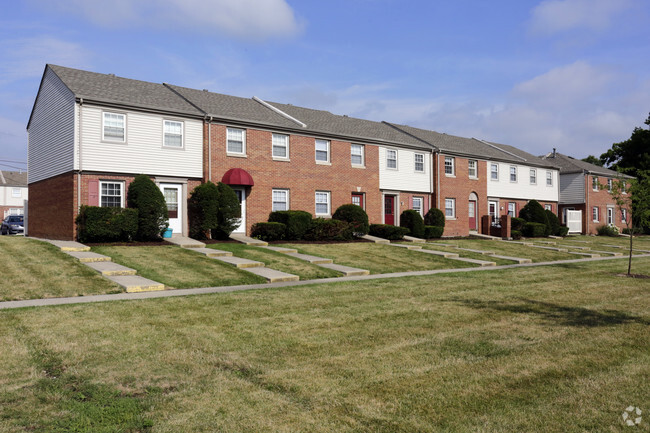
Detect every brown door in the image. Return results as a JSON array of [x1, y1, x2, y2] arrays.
[[352, 193, 364, 208], [384, 196, 395, 225], [468, 200, 476, 230]]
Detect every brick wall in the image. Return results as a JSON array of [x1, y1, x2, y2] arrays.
[[28, 172, 76, 240], [207, 124, 382, 234], [584, 175, 629, 234]]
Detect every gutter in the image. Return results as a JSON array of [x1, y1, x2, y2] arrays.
[[77, 98, 83, 220]]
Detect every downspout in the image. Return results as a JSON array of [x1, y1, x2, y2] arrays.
[[584, 170, 589, 235], [205, 115, 212, 182], [77, 98, 83, 223], [436, 152, 440, 209]]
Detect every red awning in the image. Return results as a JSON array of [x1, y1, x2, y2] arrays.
[[221, 168, 254, 186]]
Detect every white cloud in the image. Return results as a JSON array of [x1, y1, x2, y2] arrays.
[[529, 0, 634, 36]]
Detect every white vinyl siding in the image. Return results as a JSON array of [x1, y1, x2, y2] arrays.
[[163, 120, 183, 148], [378, 147, 432, 193], [27, 67, 76, 183], [272, 133, 289, 159], [488, 162, 559, 202], [227, 128, 245, 154], [272, 189, 289, 211], [315, 191, 330, 215], [351, 144, 364, 166], [315, 139, 330, 163]]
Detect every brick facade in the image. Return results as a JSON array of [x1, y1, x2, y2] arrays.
[[583, 175, 629, 234], [28, 172, 76, 240]]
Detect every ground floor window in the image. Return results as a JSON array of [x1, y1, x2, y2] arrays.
[[592, 206, 599, 222], [272, 189, 289, 211], [621, 209, 627, 223], [544, 204, 552, 212], [508, 202, 516, 217], [315, 191, 330, 215], [445, 198, 455, 219], [607, 207, 614, 225], [100, 181, 124, 207], [412, 197, 423, 216]]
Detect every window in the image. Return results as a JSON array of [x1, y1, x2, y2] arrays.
[[12, 188, 21, 198], [546, 171, 553, 186], [468, 160, 477, 178], [444, 156, 455, 176], [272, 189, 289, 211], [103, 112, 125, 142], [414, 153, 424, 172], [622, 209, 628, 223], [100, 181, 123, 208], [412, 197, 423, 216], [607, 179, 613, 192], [272, 133, 289, 159], [445, 198, 455, 219], [592, 206, 599, 222], [592, 176, 599, 191], [607, 207, 614, 225], [490, 163, 499, 180], [510, 166, 517, 182], [622, 182, 627, 194], [163, 120, 183, 147], [351, 193, 364, 208], [386, 149, 397, 169], [315, 139, 330, 163], [545, 204, 553, 212], [508, 202, 516, 217], [529, 169, 537, 185], [315, 191, 330, 215], [351, 144, 364, 166], [227, 128, 245, 154]]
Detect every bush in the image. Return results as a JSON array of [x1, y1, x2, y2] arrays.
[[424, 208, 445, 228], [522, 222, 548, 238], [424, 225, 444, 239], [511, 217, 526, 232], [188, 182, 220, 240], [400, 209, 425, 238], [557, 226, 569, 237], [545, 210, 561, 236], [597, 224, 620, 236], [76, 206, 138, 243], [369, 224, 410, 240], [268, 210, 313, 240], [250, 222, 285, 242], [305, 218, 354, 241], [127, 175, 169, 241], [212, 182, 242, 240], [332, 204, 369, 235], [519, 200, 550, 236], [511, 230, 522, 240]]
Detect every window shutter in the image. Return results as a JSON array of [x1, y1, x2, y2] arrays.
[[88, 180, 99, 206]]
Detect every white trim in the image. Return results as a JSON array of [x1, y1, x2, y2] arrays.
[[468, 159, 478, 179], [386, 148, 398, 170], [529, 168, 537, 185], [315, 139, 330, 163], [351, 144, 364, 167], [102, 111, 126, 143], [99, 180, 124, 208], [227, 127, 246, 156], [445, 198, 456, 219], [444, 156, 455, 176], [414, 153, 425, 173], [490, 162, 499, 181], [509, 165, 518, 183], [163, 119, 184, 148], [272, 133, 289, 160], [272, 188, 289, 211], [315, 190, 331, 216], [412, 196, 423, 216]]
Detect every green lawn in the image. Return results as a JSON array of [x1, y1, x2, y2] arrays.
[[1, 257, 648, 432], [279, 242, 476, 274], [207, 243, 341, 280], [0, 236, 120, 301], [432, 239, 596, 262], [91, 245, 265, 288]]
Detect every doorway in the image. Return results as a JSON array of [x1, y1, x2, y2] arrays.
[[232, 187, 246, 233], [160, 183, 182, 234], [384, 195, 395, 225]]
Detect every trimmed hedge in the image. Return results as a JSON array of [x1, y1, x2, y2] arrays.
[[332, 204, 369, 235], [511, 217, 526, 232], [519, 200, 550, 236], [188, 181, 220, 240], [522, 222, 547, 238], [212, 182, 241, 240], [400, 210, 425, 238], [76, 206, 138, 243], [511, 230, 522, 240], [424, 225, 444, 239], [369, 224, 409, 240], [127, 174, 169, 241], [268, 210, 313, 240], [251, 222, 286, 241], [424, 208, 445, 228], [305, 218, 354, 241], [557, 226, 569, 237], [545, 210, 561, 236]]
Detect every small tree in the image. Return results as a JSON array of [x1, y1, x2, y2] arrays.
[[519, 200, 550, 236], [212, 182, 241, 239], [332, 204, 369, 235], [188, 182, 220, 240], [127, 174, 168, 241], [400, 209, 425, 238], [424, 207, 445, 228]]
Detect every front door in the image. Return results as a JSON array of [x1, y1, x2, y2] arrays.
[[160, 183, 182, 234], [468, 200, 476, 231], [233, 187, 246, 233], [489, 200, 499, 226], [384, 195, 395, 225]]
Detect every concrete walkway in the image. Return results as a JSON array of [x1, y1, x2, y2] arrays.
[[3, 253, 647, 310]]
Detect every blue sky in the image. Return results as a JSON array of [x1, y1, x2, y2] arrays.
[[1, 0, 649, 170]]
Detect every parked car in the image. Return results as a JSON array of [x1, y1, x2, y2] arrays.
[[1, 215, 24, 235]]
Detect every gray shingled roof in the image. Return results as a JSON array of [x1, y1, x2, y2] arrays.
[[540, 152, 633, 178], [47, 65, 204, 117], [482, 140, 557, 169], [1, 170, 28, 187]]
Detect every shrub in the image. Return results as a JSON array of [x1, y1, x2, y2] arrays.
[[76, 206, 138, 243], [305, 218, 354, 241], [250, 222, 285, 242], [424, 225, 444, 239], [369, 224, 410, 240], [519, 200, 550, 236], [212, 182, 242, 240], [188, 182, 220, 240], [268, 210, 313, 240], [127, 175, 169, 241], [557, 226, 569, 237], [511, 230, 522, 240], [424, 208, 445, 228], [522, 222, 547, 238], [511, 217, 526, 232], [332, 204, 369, 235], [597, 224, 620, 236], [400, 209, 425, 238], [545, 210, 561, 236]]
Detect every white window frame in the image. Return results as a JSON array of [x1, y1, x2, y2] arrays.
[[529, 169, 537, 185], [315, 191, 331, 216], [102, 112, 126, 142], [227, 127, 246, 155], [445, 198, 456, 219], [607, 179, 613, 192], [592, 206, 599, 222], [272, 133, 289, 160], [545, 204, 552, 211], [468, 160, 477, 178], [386, 149, 397, 169], [607, 207, 614, 225], [508, 202, 516, 217], [414, 153, 424, 173], [12, 188, 21, 198], [444, 156, 455, 176], [163, 120, 184, 148], [546, 171, 553, 186], [351, 144, 364, 166], [622, 209, 628, 223], [412, 197, 423, 216], [490, 163, 499, 181], [509, 166, 517, 182], [592, 176, 599, 191], [315, 139, 330, 163], [99, 181, 124, 208], [272, 189, 289, 212]]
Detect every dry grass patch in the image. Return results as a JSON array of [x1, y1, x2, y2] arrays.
[[0, 236, 120, 301], [434, 239, 590, 262]]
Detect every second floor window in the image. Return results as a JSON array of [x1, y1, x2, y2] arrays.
[[607, 179, 613, 191], [163, 120, 183, 147], [386, 149, 397, 169], [227, 128, 245, 154], [315, 139, 330, 162], [592, 176, 599, 191], [444, 156, 454, 175], [468, 160, 477, 178], [546, 171, 553, 186], [530, 169, 537, 184], [351, 144, 364, 166], [491, 163, 499, 180], [415, 153, 424, 172], [272, 134, 289, 159], [103, 112, 125, 142], [510, 166, 517, 182]]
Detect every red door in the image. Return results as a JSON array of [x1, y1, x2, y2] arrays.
[[468, 200, 476, 230], [384, 196, 395, 225], [352, 193, 364, 208]]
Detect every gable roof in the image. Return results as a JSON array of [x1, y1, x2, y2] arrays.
[[0, 170, 28, 187], [540, 152, 633, 178]]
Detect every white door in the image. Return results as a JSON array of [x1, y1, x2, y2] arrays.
[[160, 183, 182, 234], [233, 187, 246, 233], [489, 200, 499, 226], [567, 210, 582, 233]]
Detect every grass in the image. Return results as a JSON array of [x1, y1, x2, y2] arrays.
[[408, 242, 517, 265], [279, 242, 475, 274], [430, 239, 590, 262], [0, 257, 648, 432], [207, 243, 341, 280], [91, 245, 265, 289], [0, 236, 120, 301]]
